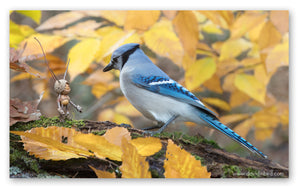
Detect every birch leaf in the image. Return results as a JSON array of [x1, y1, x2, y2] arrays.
[[164, 139, 211, 178], [10, 126, 93, 160]]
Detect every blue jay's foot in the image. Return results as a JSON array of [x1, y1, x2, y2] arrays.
[[119, 123, 132, 128], [142, 124, 163, 131], [142, 130, 161, 136], [142, 115, 179, 136]]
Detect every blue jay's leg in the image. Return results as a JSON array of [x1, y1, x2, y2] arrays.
[[143, 115, 179, 136]]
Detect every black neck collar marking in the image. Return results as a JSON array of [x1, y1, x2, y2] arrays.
[[120, 45, 139, 70]]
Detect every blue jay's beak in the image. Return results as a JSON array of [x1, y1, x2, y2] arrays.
[[103, 61, 114, 72]]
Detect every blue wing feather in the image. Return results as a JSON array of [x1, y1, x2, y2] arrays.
[[132, 74, 267, 158], [132, 75, 217, 117]]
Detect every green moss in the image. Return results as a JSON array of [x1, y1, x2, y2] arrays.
[[10, 116, 86, 131], [10, 145, 42, 174], [92, 130, 106, 136], [154, 131, 220, 149], [222, 165, 241, 178]]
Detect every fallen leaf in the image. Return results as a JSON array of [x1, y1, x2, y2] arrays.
[[164, 139, 211, 178], [10, 126, 93, 160], [129, 137, 162, 156], [120, 138, 151, 178], [103, 127, 131, 147], [89, 165, 116, 178], [73, 132, 122, 161], [10, 93, 43, 126]]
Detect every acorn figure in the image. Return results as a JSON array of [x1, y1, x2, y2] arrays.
[[34, 37, 82, 120]]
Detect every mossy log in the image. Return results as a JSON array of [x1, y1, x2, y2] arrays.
[[10, 117, 288, 178]]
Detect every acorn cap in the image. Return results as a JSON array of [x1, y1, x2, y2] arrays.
[[54, 79, 68, 93]]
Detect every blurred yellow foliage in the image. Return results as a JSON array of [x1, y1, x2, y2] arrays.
[[10, 10, 289, 145]]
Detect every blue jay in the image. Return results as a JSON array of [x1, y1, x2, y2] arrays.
[[103, 43, 267, 159]]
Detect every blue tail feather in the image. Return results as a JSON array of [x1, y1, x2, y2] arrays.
[[199, 112, 267, 159]]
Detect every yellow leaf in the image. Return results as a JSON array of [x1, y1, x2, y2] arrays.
[[73, 133, 122, 161], [219, 114, 250, 125], [265, 40, 289, 74], [16, 10, 41, 24], [129, 137, 162, 156], [68, 38, 101, 80], [173, 11, 198, 58], [270, 10, 289, 34], [120, 138, 151, 178], [248, 20, 266, 42], [10, 126, 93, 160], [202, 97, 231, 111], [229, 89, 250, 107], [254, 64, 271, 85], [53, 20, 102, 38], [98, 10, 127, 27], [164, 139, 211, 178], [36, 11, 86, 31], [10, 21, 36, 48], [89, 165, 116, 178], [233, 119, 253, 139], [222, 73, 236, 92], [95, 27, 141, 63], [162, 10, 178, 20], [20, 34, 69, 57], [104, 127, 131, 147], [114, 113, 132, 125], [203, 74, 223, 94], [257, 21, 282, 50], [144, 19, 184, 66], [219, 38, 252, 61], [234, 73, 266, 104], [115, 100, 142, 117], [124, 10, 160, 31], [202, 21, 223, 35], [98, 109, 131, 125], [82, 69, 114, 85], [185, 57, 216, 90], [230, 11, 268, 39], [252, 108, 281, 141], [91, 82, 118, 98], [199, 10, 234, 29]]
